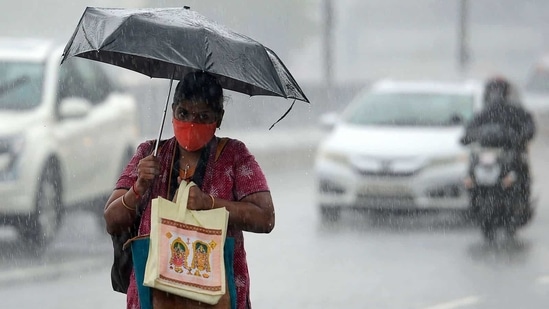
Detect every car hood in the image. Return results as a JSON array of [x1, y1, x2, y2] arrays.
[[0, 111, 44, 136], [321, 123, 467, 159]]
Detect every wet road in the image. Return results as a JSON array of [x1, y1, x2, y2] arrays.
[[1, 129, 549, 308]]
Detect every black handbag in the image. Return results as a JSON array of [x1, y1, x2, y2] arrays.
[[110, 140, 157, 294], [110, 218, 141, 293], [110, 141, 156, 294]]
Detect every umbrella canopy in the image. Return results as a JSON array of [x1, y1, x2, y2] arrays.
[[61, 6, 309, 103]]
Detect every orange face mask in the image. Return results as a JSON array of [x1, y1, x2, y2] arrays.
[[172, 119, 217, 151]]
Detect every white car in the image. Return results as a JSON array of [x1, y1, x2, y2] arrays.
[[314, 80, 483, 222], [0, 38, 139, 245], [523, 55, 549, 112]]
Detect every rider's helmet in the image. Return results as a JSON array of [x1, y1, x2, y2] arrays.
[[483, 76, 512, 108]]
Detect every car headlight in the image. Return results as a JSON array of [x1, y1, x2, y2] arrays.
[[428, 153, 468, 169], [0, 134, 25, 174], [317, 150, 349, 166]]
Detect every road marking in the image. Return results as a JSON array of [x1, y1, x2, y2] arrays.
[[537, 275, 549, 284], [423, 296, 481, 309]]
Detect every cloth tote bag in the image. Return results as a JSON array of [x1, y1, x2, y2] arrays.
[[144, 181, 230, 305], [126, 235, 237, 309]]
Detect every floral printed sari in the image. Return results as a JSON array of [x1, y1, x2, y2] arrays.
[[116, 136, 269, 309]]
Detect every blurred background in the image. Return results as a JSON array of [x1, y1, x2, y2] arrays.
[[2, 1, 549, 309], [3, 0, 549, 132]]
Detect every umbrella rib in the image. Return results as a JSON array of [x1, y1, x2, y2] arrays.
[[202, 25, 281, 97], [102, 14, 136, 49], [203, 27, 212, 71], [264, 47, 310, 103], [261, 47, 288, 98], [80, 23, 97, 52], [62, 7, 90, 63]]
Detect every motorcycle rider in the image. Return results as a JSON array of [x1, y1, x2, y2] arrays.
[[461, 76, 536, 217]]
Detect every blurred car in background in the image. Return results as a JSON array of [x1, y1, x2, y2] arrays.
[[524, 54, 549, 112], [0, 38, 139, 246], [314, 79, 483, 222]]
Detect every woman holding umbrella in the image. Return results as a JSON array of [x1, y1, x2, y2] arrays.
[[104, 71, 275, 309]]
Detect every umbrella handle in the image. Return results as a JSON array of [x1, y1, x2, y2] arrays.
[[154, 78, 175, 156]]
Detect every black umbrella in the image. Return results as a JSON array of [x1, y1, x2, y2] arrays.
[[62, 6, 310, 153]]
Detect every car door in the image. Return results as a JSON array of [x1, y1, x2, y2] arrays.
[[70, 60, 124, 196], [54, 58, 97, 205]]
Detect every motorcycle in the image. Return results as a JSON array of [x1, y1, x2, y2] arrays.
[[461, 124, 534, 242]]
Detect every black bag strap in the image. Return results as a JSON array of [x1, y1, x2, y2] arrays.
[[193, 137, 230, 187], [169, 137, 230, 198], [215, 137, 229, 162], [192, 140, 212, 188]]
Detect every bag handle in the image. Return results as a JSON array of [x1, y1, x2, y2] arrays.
[[175, 181, 210, 227], [175, 181, 196, 220]]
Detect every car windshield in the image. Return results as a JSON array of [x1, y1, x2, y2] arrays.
[[342, 91, 475, 127], [0, 61, 44, 110]]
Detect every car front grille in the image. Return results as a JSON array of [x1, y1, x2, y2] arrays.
[[356, 169, 417, 177], [356, 194, 416, 208]]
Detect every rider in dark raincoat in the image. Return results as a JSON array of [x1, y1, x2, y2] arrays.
[[461, 76, 536, 206]]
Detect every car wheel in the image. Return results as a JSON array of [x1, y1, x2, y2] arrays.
[[320, 206, 341, 223], [19, 164, 62, 247]]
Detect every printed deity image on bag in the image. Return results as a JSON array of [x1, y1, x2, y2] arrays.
[[169, 237, 189, 273], [159, 218, 224, 292], [191, 241, 212, 278]]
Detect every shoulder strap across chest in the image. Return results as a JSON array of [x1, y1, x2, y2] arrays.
[[215, 137, 230, 162]]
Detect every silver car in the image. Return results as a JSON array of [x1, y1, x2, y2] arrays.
[[314, 80, 483, 222]]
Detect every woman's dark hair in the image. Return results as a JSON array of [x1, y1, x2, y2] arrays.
[[173, 71, 224, 112]]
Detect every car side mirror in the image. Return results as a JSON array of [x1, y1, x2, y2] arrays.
[[59, 97, 92, 119], [319, 112, 340, 130]]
